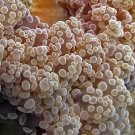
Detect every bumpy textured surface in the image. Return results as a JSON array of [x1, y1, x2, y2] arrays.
[[20, 0, 33, 9], [0, 0, 135, 135]]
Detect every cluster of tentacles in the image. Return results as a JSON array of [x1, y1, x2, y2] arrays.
[[0, 0, 135, 135]]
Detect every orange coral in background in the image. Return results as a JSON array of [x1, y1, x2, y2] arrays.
[[31, 0, 67, 26]]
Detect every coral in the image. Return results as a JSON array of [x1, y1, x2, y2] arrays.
[[0, 0, 135, 135], [20, 0, 33, 10]]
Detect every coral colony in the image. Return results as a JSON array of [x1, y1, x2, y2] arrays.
[[0, 0, 135, 135]]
